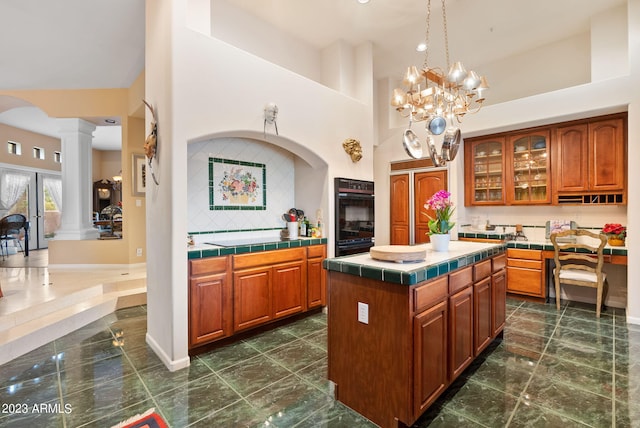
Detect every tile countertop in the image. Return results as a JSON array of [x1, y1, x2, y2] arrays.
[[188, 237, 327, 259], [323, 240, 506, 286], [458, 232, 627, 256]]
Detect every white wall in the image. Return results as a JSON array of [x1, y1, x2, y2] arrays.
[[146, 0, 374, 369], [375, 2, 640, 324], [187, 137, 295, 233]]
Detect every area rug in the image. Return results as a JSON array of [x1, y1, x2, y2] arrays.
[[111, 408, 168, 428]]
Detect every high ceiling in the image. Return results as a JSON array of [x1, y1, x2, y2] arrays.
[[0, 0, 626, 149]]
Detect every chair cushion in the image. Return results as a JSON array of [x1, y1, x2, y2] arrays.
[[557, 269, 606, 283]]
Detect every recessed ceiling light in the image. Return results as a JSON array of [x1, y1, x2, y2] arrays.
[[357, 0, 370, 4], [416, 42, 427, 52], [104, 119, 117, 124]]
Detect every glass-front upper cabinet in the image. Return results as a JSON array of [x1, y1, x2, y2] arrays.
[[464, 137, 505, 205], [507, 130, 551, 204]]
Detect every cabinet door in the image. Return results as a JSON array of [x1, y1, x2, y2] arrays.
[[492, 269, 507, 336], [589, 118, 625, 191], [554, 124, 589, 192], [413, 300, 448, 416], [507, 130, 551, 204], [390, 174, 410, 245], [273, 261, 306, 319], [415, 170, 447, 244], [307, 257, 326, 309], [464, 137, 505, 205], [189, 272, 232, 347], [506, 266, 543, 297], [449, 286, 474, 380], [473, 277, 492, 356], [234, 266, 272, 331]]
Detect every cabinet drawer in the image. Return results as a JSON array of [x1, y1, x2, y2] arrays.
[[506, 248, 541, 260], [473, 260, 492, 282], [234, 248, 306, 270], [507, 258, 543, 270], [414, 276, 448, 313], [449, 266, 472, 294], [492, 254, 506, 272], [507, 267, 543, 296], [307, 245, 326, 258], [190, 256, 228, 276]]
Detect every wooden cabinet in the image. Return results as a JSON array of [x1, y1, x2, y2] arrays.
[[390, 170, 447, 245], [233, 247, 306, 332], [328, 253, 507, 428], [189, 245, 325, 350], [448, 267, 473, 380], [464, 137, 506, 205], [555, 116, 626, 199], [390, 174, 410, 245], [188, 256, 232, 347], [307, 245, 327, 308], [507, 248, 544, 298], [506, 130, 551, 204], [473, 259, 493, 356], [491, 254, 507, 336], [465, 113, 627, 206], [413, 299, 448, 415]]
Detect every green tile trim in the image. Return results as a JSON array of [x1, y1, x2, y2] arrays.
[[188, 238, 328, 259], [322, 245, 507, 286]]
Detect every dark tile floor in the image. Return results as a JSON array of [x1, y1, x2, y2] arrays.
[[0, 298, 637, 427]]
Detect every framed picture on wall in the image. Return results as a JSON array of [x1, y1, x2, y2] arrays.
[[209, 157, 266, 210], [132, 154, 146, 196]]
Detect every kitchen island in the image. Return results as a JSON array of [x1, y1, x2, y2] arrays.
[[324, 241, 506, 428]]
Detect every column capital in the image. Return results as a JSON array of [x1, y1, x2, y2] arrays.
[[56, 118, 97, 136]]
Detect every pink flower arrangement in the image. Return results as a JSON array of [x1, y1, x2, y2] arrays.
[[424, 190, 456, 235], [602, 223, 626, 240]]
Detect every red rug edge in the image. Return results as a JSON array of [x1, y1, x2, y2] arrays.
[[111, 408, 168, 428]]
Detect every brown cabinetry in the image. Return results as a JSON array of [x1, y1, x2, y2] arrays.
[[465, 113, 627, 206], [307, 245, 327, 308], [390, 174, 410, 245], [507, 130, 551, 204], [188, 256, 232, 347], [464, 137, 506, 205], [507, 248, 544, 298], [390, 170, 447, 245], [413, 299, 448, 415], [491, 254, 507, 336], [328, 253, 507, 428], [554, 116, 626, 202], [189, 244, 325, 350], [233, 247, 306, 332]]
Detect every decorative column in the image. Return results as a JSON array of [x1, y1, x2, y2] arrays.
[[54, 118, 100, 240]]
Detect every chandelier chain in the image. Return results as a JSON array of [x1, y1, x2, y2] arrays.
[[423, 0, 432, 69], [441, 0, 450, 71]]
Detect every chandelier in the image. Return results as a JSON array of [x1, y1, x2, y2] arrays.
[[391, 0, 489, 164]]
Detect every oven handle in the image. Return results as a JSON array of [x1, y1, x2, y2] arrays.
[[337, 192, 374, 199]]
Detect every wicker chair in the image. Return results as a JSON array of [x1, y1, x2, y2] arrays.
[[551, 229, 607, 317], [0, 214, 27, 261]]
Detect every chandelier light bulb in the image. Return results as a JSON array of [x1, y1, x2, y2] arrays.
[[447, 61, 467, 84], [463, 70, 481, 91]]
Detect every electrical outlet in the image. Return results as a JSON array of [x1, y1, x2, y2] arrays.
[[136, 248, 143, 257], [357, 302, 369, 324], [136, 199, 142, 207]]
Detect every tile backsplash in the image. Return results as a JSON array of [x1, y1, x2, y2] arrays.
[[188, 137, 295, 234]]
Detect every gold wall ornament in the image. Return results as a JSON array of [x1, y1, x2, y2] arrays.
[[342, 138, 363, 163], [142, 99, 159, 185]]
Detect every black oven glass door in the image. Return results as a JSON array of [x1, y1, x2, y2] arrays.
[[336, 193, 374, 244]]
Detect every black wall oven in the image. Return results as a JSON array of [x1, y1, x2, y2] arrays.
[[335, 177, 375, 256]]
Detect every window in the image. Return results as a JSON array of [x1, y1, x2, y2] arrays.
[[54, 151, 62, 163], [33, 147, 45, 160], [7, 141, 21, 155]]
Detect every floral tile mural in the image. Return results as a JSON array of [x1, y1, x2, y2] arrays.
[[209, 157, 266, 210]]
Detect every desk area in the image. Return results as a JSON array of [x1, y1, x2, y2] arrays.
[[460, 231, 627, 308]]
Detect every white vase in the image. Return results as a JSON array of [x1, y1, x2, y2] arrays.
[[430, 233, 450, 252]]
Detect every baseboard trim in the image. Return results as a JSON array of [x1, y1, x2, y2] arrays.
[[146, 332, 190, 372]]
